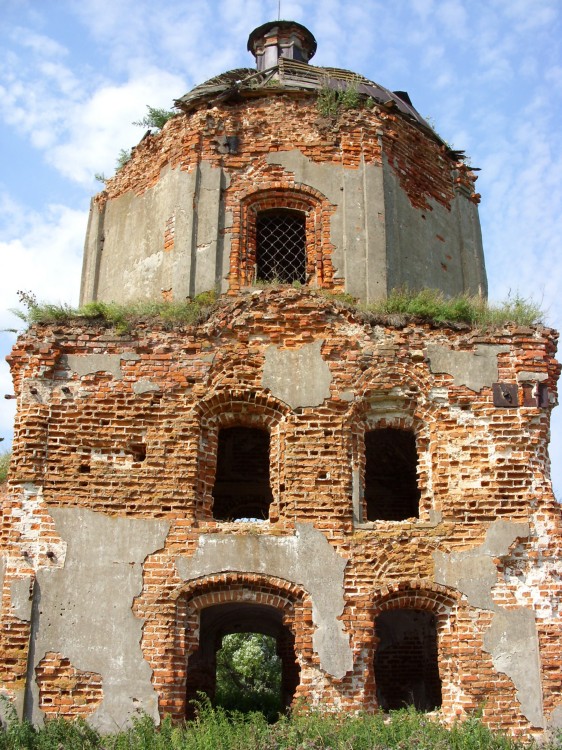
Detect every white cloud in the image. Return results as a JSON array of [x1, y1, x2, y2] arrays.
[[47, 69, 186, 185], [0, 197, 86, 330], [1, 14, 189, 185], [0, 195, 86, 445], [12, 27, 68, 57]]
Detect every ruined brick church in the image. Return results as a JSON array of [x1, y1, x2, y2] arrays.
[[1, 20, 561, 737]]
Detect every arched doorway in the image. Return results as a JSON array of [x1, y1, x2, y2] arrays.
[[185, 602, 300, 718], [375, 608, 442, 711]]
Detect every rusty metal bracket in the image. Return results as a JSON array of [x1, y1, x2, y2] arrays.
[[522, 383, 549, 408], [492, 383, 518, 408]]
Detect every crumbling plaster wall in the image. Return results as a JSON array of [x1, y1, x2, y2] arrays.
[[81, 97, 485, 306], [2, 289, 560, 734]]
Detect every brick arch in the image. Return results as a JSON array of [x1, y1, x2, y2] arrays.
[[229, 184, 338, 291], [194, 389, 291, 520], [194, 388, 292, 425], [372, 580, 461, 615], [354, 360, 434, 411], [148, 572, 313, 720]]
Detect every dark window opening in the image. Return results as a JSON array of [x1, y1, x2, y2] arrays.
[[375, 609, 442, 712], [365, 428, 420, 521], [212, 427, 273, 521], [256, 209, 306, 284], [186, 603, 299, 721]]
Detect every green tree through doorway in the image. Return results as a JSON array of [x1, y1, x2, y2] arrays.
[[215, 633, 282, 720]]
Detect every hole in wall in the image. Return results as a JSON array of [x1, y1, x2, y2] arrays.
[[128, 442, 146, 462], [186, 603, 299, 721]]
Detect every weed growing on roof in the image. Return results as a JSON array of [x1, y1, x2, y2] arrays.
[[10, 287, 543, 334], [317, 78, 361, 118], [133, 105, 178, 131], [366, 288, 543, 327], [115, 148, 131, 171], [11, 290, 218, 334]]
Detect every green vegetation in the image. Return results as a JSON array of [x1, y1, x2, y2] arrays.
[[11, 291, 218, 334], [0, 700, 555, 750], [317, 79, 361, 118], [215, 633, 282, 721], [11, 288, 543, 335], [0, 451, 11, 483], [93, 106, 178, 184], [115, 148, 131, 171], [133, 105, 178, 131], [365, 288, 543, 327]]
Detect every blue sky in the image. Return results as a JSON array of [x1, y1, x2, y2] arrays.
[[1, 0, 561, 495]]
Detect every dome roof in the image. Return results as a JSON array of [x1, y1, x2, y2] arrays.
[[174, 21, 441, 144], [176, 59, 433, 133]]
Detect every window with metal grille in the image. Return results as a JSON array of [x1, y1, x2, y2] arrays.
[[256, 210, 306, 284]]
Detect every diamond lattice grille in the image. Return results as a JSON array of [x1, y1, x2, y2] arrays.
[[256, 211, 306, 284]]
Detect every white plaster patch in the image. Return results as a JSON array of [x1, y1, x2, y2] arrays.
[[175, 523, 352, 679], [262, 340, 332, 409], [31, 508, 170, 732], [427, 344, 509, 392], [66, 352, 139, 381], [434, 520, 545, 727]]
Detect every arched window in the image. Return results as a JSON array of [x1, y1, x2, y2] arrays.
[[256, 209, 306, 284], [212, 426, 273, 521], [365, 428, 420, 521], [375, 608, 442, 711]]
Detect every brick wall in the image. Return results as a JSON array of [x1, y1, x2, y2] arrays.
[[1, 289, 560, 735]]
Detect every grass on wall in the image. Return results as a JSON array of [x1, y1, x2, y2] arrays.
[[364, 288, 544, 327], [10, 287, 543, 335], [11, 291, 219, 334]]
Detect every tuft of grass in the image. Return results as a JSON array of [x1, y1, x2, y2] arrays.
[[11, 291, 218, 334], [0, 452, 10, 483], [133, 105, 178, 131], [115, 148, 131, 171], [366, 288, 543, 328], [317, 78, 362, 118]]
